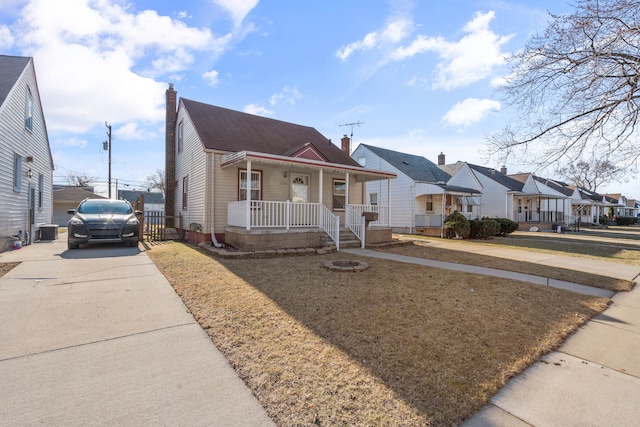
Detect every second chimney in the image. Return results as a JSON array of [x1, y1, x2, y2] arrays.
[[341, 135, 350, 155], [500, 166, 507, 174], [438, 152, 445, 166]]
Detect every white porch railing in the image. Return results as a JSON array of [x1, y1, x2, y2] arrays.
[[348, 204, 389, 226], [318, 204, 340, 250], [346, 205, 365, 248], [227, 200, 341, 247]]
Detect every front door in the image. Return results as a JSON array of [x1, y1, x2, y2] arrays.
[[290, 173, 309, 203]]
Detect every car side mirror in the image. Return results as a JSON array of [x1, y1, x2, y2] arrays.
[[135, 210, 143, 216], [67, 209, 76, 215]]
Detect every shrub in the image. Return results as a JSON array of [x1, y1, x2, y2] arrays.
[[598, 216, 609, 225], [469, 219, 500, 239], [444, 211, 470, 239], [615, 216, 637, 226], [486, 217, 519, 236]]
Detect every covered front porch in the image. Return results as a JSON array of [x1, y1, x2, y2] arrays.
[[413, 185, 482, 238], [221, 151, 395, 250], [513, 195, 568, 225]]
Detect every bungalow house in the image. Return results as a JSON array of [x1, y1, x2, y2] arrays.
[[605, 194, 638, 218], [165, 85, 395, 251], [465, 165, 572, 230], [0, 55, 54, 251], [502, 173, 571, 228], [351, 145, 481, 237]]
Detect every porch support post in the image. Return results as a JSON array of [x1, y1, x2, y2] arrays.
[[345, 172, 350, 207], [319, 169, 323, 205], [245, 160, 251, 230], [387, 178, 391, 226]]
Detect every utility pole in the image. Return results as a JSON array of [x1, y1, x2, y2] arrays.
[[104, 122, 112, 198]]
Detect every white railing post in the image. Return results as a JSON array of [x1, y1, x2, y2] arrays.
[[361, 215, 366, 248], [286, 200, 290, 230]]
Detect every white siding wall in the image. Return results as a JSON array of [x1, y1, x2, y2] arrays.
[[0, 59, 53, 249], [472, 173, 511, 218], [353, 145, 415, 231]]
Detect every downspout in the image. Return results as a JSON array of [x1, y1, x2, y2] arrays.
[[209, 152, 222, 248], [409, 182, 415, 234]]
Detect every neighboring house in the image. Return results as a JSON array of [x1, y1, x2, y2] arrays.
[[351, 145, 481, 237], [52, 187, 106, 226], [465, 165, 572, 229], [0, 55, 54, 251], [118, 190, 165, 212], [165, 85, 396, 250], [605, 193, 638, 218]]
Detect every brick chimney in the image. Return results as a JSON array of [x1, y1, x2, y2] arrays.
[[500, 165, 507, 174], [437, 152, 445, 166], [165, 83, 177, 228], [341, 135, 350, 155]]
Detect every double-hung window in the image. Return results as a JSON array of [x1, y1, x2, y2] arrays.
[[239, 170, 261, 202], [333, 179, 346, 211], [426, 194, 434, 212]]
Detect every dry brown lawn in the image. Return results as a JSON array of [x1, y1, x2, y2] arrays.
[[147, 242, 609, 426], [0, 262, 18, 278], [381, 241, 633, 292]]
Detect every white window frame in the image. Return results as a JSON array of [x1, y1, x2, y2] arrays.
[[239, 170, 262, 201], [333, 179, 346, 211], [13, 154, 22, 192], [25, 88, 34, 131], [182, 175, 188, 210], [369, 192, 378, 206]]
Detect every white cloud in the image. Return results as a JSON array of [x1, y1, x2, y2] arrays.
[[442, 98, 501, 128], [202, 70, 220, 86], [391, 11, 512, 90], [11, 0, 232, 133], [336, 18, 412, 61], [269, 86, 302, 106], [55, 136, 88, 148], [0, 25, 14, 49], [115, 122, 157, 141], [244, 103, 274, 116], [211, 0, 258, 27]]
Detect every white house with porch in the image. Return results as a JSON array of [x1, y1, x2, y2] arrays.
[[351, 145, 481, 237], [164, 85, 395, 251]]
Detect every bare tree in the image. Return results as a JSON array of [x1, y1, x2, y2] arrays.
[[146, 169, 165, 196], [66, 172, 95, 187], [486, 0, 640, 174], [558, 158, 624, 191]]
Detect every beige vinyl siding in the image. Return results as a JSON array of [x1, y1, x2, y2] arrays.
[[472, 173, 511, 218], [0, 59, 53, 247], [175, 108, 207, 230]]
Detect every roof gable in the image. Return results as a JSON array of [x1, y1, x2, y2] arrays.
[[360, 144, 451, 183], [0, 55, 30, 107], [468, 164, 524, 191], [180, 98, 359, 167]]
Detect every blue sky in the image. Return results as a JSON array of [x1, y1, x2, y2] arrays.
[[2, 0, 636, 198]]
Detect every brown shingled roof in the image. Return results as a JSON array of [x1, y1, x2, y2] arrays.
[[181, 98, 360, 167]]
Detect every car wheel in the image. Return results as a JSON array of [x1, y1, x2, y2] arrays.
[[68, 240, 79, 249], [128, 240, 138, 247]]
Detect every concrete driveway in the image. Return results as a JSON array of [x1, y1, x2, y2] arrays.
[[0, 236, 273, 426]]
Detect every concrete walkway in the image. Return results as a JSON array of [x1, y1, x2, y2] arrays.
[[344, 244, 640, 427], [0, 236, 274, 427]]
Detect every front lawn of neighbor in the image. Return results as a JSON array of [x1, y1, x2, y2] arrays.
[[147, 242, 609, 426]]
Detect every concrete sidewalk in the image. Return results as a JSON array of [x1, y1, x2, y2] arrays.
[[0, 236, 273, 426], [345, 245, 640, 427]]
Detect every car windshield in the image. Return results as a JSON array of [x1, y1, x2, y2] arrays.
[[77, 200, 133, 215]]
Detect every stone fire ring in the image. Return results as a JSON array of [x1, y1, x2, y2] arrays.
[[323, 260, 370, 272]]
